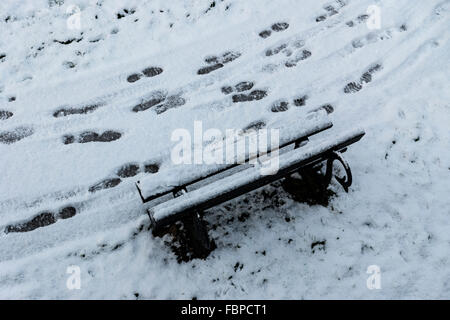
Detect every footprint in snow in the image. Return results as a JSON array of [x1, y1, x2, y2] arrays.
[[263, 38, 310, 69], [232, 90, 267, 103], [89, 161, 160, 193], [271, 100, 290, 113], [116, 162, 160, 178], [53, 103, 104, 118], [221, 81, 255, 95], [197, 51, 241, 75], [270, 95, 309, 113], [127, 66, 163, 83], [4, 206, 77, 234], [344, 63, 382, 94], [132, 90, 186, 115], [0, 110, 13, 120], [346, 14, 377, 27], [0, 126, 34, 144], [63, 130, 122, 144], [116, 163, 140, 178], [242, 120, 266, 133], [284, 50, 312, 68], [89, 178, 122, 193], [259, 22, 289, 38], [315, 0, 348, 22]]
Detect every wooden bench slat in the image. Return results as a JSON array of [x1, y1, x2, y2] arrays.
[[136, 110, 333, 202], [149, 128, 365, 229]]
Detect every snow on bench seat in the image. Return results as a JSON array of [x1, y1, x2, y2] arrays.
[[136, 110, 332, 202], [148, 128, 365, 229]]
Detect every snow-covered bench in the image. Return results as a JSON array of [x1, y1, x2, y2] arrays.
[[136, 111, 364, 258]]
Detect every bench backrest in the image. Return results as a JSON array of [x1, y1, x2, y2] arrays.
[[136, 110, 332, 203]]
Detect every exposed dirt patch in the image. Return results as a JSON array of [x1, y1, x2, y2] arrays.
[[282, 165, 335, 206]]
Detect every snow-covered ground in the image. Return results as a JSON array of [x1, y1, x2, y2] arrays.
[[0, 0, 449, 299]]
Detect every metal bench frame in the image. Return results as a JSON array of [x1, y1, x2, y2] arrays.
[[136, 115, 365, 258]]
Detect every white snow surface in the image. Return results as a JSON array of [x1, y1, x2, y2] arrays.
[[0, 0, 449, 299]]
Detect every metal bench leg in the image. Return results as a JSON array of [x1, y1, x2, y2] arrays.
[[182, 212, 216, 259], [173, 188, 216, 258], [282, 150, 353, 206], [150, 187, 216, 257], [293, 139, 353, 192], [324, 151, 352, 192]]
